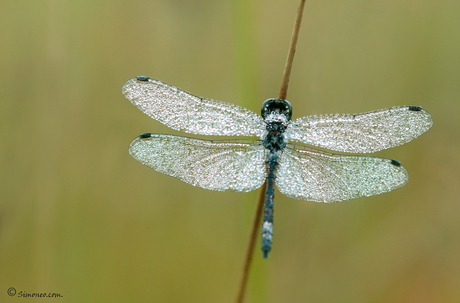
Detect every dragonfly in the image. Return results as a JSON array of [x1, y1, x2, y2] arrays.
[[123, 76, 433, 258]]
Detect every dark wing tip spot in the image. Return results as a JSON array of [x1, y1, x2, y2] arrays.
[[136, 76, 149, 82], [139, 133, 152, 138], [390, 159, 402, 167], [408, 106, 422, 111]]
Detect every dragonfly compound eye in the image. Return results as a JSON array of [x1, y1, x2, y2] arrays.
[[261, 98, 292, 120]]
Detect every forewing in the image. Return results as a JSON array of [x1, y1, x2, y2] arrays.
[[123, 77, 265, 137], [286, 106, 433, 153], [276, 145, 408, 202], [129, 134, 267, 192]]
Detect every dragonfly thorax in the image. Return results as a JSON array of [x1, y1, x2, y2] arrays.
[[263, 117, 288, 152], [261, 98, 292, 121]]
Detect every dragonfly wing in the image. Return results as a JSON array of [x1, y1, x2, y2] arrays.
[[129, 134, 267, 192], [276, 145, 408, 202], [286, 106, 433, 153], [123, 77, 265, 137]]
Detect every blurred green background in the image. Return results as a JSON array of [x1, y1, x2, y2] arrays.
[[1, 0, 459, 302]]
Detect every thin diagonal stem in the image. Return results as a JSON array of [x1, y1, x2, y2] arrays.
[[234, 1, 307, 303], [235, 182, 266, 303], [279, 0, 306, 100]]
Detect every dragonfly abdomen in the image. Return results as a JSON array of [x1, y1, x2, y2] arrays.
[[261, 152, 279, 258]]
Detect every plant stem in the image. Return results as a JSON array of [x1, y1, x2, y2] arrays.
[[234, 1, 307, 303], [235, 182, 266, 303], [279, 0, 306, 100]]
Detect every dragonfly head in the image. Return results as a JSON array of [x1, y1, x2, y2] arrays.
[[261, 98, 292, 121]]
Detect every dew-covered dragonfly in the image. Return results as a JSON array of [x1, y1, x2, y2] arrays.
[[123, 76, 433, 258]]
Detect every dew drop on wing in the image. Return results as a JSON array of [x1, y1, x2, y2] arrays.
[[136, 76, 149, 81]]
